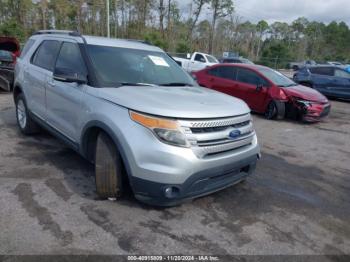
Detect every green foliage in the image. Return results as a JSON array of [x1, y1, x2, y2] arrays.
[[175, 41, 191, 54], [0, 19, 25, 41], [144, 32, 168, 50], [0, 0, 349, 64]]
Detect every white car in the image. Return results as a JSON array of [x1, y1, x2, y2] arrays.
[[173, 52, 219, 73]]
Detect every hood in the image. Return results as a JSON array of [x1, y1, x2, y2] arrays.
[[283, 85, 328, 103], [0, 37, 20, 55], [96, 86, 250, 119]]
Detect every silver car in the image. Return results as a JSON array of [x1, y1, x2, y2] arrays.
[[14, 30, 260, 206]]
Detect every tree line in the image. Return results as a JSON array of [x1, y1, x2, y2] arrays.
[[1, 0, 350, 67]]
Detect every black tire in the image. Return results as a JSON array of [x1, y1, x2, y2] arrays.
[[95, 132, 124, 199], [292, 65, 299, 71], [265, 100, 285, 120], [15, 93, 40, 135]]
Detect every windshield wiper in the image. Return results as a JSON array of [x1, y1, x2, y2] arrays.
[[119, 82, 157, 87], [159, 82, 194, 87], [278, 83, 297, 87]]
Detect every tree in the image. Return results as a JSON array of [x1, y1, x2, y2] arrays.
[[208, 0, 234, 54], [186, 0, 209, 41], [256, 20, 269, 59]]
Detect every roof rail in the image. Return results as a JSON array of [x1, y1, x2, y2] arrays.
[[125, 39, 153, 46], [33, 30, 82, 37]]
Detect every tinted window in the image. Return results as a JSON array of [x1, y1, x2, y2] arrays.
[[20, 39, 35, 58], [236, 68, 266, 85], [194, 54, 205, 63], [208, 67, 219, 77], [334, 69, 350, 79], [309, 67, 334, 76], [217, 66, 236, 80], [32, 40, 61, 71], [55, 42, 86, 75], [0, 50, 12, 61]]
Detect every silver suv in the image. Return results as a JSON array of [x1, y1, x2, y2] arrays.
[[14, 30, 260, 206]]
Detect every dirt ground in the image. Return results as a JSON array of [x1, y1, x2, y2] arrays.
[[0, 91, 349, 257]]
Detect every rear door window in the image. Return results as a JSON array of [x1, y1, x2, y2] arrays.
[[20, 39, 35, 58], [236, 68, 266, 85], [217, 66, 236, 81], [309, 67, 334, 76], [32, 40, 61, 71]]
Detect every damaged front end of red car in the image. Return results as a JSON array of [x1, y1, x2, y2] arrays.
[[286, 97, 331, 122]]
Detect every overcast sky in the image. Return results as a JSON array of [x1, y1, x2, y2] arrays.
[[178, 0, 350, 26]]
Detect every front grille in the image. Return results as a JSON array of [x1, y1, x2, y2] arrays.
[[191, 120, 250, 134], [178, 114, 255, 158]]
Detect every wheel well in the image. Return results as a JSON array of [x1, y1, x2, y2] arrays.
[[83, 126, 104, 163], [13, 85, 22, 101], [82, 126, 131, 191]]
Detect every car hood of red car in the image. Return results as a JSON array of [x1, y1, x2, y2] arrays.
[[283, 84, 328, 103], [0, 37, 20, 54]]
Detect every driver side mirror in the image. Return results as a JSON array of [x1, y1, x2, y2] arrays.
[[53, 67, 87, 85]]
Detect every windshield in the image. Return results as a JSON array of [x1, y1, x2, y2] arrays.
[[206, 55, 218, 63], [87, 45, 195, 87], [257, 67, 297, 87]]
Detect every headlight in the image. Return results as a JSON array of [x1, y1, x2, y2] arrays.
[[130, 111, 189, 147], [296, 99, 312, 107]]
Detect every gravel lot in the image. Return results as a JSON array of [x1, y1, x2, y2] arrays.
[[0, 91, 349, 257]]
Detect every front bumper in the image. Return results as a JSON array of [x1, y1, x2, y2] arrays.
[[132, 154, 258, 206], [301, 103, 331, 122], [107, 110, 260, 206]]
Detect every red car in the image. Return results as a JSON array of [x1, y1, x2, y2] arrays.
[[0, 37, 20, 91], [193, 64, 331, 122]]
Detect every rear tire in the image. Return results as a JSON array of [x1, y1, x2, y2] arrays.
[[15, 93, 40, 135], [95, 132, 124, 199]]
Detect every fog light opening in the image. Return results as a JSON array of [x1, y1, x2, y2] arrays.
[[164, 186, 180, 199]]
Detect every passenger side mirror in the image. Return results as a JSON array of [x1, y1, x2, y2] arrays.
[[256, 83, 263, 92], [53, 67, 87, 85]]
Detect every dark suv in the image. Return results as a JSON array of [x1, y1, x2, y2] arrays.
[[293, 66, 350, 99]]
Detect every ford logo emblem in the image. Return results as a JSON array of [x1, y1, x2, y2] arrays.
[[229, 130, 241, 140]]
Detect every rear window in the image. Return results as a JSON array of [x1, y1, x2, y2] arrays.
[[0, 50, 12, 61], [20, 39, 35, 58], [32, 40, 61, 71], [334, 69, 350, 79]]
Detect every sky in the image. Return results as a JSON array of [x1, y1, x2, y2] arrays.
[[177, 0, 350, 26]]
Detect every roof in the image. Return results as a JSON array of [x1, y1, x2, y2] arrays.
[[31, 30, 162, 52], [210, 63, 268, 70]]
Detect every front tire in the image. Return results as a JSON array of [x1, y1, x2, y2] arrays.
[[265, 100, 285, 120], [95, 132, 124, 199], [15, 94, 39, 135]]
